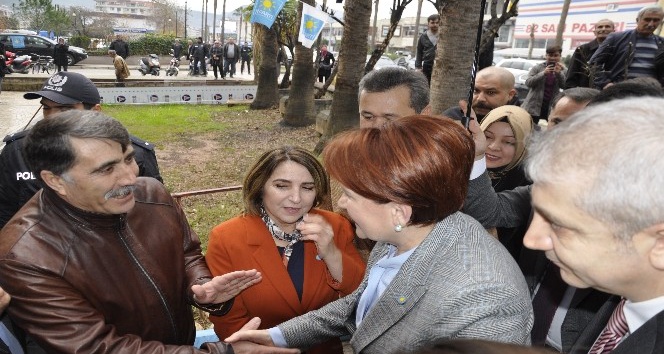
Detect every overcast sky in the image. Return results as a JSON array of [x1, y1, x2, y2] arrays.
[[188, 0, 438, 21]]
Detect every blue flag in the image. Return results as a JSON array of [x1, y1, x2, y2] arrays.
[[250, 0, 288, 28], [299, 3, 329, 48]]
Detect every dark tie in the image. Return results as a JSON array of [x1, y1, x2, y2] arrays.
[[531, 263, 567, 345], [588, 298, 628, 354]]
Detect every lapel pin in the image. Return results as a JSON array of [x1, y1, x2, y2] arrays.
[[397, 296, 407, 304]]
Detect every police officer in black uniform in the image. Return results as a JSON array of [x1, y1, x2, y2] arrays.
[[0, 72, 163, 229]]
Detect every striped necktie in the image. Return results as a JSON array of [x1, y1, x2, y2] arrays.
[[588, 298, 628, 354]]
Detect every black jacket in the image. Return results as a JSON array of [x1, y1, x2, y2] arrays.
[[415, 32, 436, 69], [240, 45, 252, 60], [0, 130, 163, 229], [589, 29, 664, 88], [210, 45, 223, 63], [189, 43, 208, 60], [172, 43, 183, 58], [53, 43, 69, 66], [109, 39, 129, 59], [565, 39, 600, 88]]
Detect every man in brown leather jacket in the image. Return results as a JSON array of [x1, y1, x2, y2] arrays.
[[0, 111, 297, 354]]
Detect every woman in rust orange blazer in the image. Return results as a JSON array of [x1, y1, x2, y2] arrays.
[[206, 146, 365, 354]]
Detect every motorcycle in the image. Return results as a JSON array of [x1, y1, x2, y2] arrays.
[[165, 49, 180, 76], [138, 54, 160, 76], [5, 51, 32, 74]]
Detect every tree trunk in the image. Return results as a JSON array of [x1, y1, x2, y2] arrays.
[[221, 0, 227, 43], [283, 0, 317, 126], [555, 0, 571, 47], [315, 0, 372, 153], [430, 0, 483, 114], [279, 45, 293, 88], [251, 26, 280, 110]]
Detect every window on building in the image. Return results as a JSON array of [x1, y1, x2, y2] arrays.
[[497, 25, 511, 43], [514, 38, 547, 48]]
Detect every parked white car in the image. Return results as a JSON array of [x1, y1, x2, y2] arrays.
[[367, 55, 405, 71]]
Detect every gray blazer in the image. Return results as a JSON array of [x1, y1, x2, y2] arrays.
[[463, 171, 532, 229], [277, 212, 533, 353]]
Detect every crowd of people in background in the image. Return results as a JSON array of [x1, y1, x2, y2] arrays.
[[1, 4, 664, 354], [184, 36, 252, 79]]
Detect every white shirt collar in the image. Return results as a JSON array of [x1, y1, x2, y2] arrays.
[[623, 295, 664, 333]]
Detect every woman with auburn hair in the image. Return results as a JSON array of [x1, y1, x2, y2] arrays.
[[225, 115, 533, 353], [205, 146, 365, 354]]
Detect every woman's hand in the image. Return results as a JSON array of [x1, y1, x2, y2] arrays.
[[297, 214, 339, 260], [297, 213, 344, 282]]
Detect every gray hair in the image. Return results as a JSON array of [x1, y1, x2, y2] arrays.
[[551, 87, 600, 108], [358, 67, 430, 114], [24, 110, 130, 181], [108, 49, 117, 55], [526, 97, 664, 240], [637, 5, 664, 19]]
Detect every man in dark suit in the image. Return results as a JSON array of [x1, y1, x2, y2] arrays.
[[565, 19, 614, 88], [524, 97, 664, 354]]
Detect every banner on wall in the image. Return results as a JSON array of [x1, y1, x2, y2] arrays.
[[298, 3, 329, 48], [98, 85, 257, 105]]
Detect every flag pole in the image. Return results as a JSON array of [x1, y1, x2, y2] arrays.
[[463, 0, 488, 129]]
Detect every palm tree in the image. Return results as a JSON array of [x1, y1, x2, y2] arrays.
[[429, 0, 484, 114], [250, 24, 280, 109], [316, 0, 372, 152], [283, 0, 317, 126]]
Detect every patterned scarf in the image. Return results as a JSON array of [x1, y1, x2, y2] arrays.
[[260, 207, 302, 265]]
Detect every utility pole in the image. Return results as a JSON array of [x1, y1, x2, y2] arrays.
[[221, 0, 227, 44], [201, 0, 204, 39], [238, 7, 243, 42], [213, 0, 218, 41], [184, 1, 188, 39], [204, 0, 209, 41], [412, 0, 423, 52], [371, 0, 379, 48]]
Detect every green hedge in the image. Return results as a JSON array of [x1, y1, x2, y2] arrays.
[[129, 33, 181, 56], [70, 35, 91, 48]]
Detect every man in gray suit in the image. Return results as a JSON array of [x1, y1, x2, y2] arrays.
[[523, 97, 664, 354]]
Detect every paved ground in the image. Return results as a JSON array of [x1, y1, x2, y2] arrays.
[[1, 57, 257, 140]]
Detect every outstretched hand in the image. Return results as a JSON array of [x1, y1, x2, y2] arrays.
[[226, 318, 300, 354], [192, 270, 262, 304]]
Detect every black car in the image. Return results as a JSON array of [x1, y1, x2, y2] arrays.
[[0, 33, 88, 65]]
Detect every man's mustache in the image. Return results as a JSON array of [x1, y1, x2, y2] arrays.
[[104, 185, 136, 200]]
